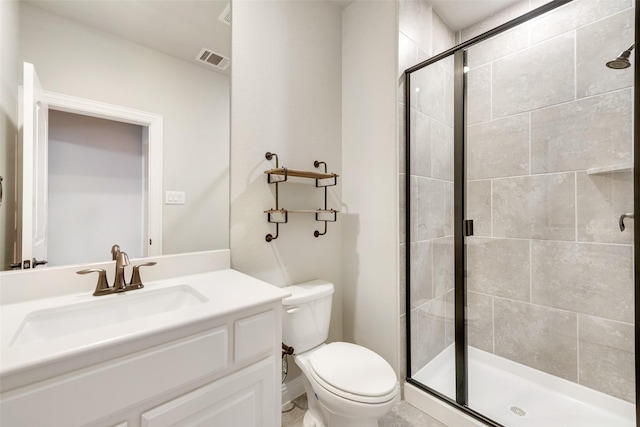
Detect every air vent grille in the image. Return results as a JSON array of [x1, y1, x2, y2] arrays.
[[196, 48, 230, 70], [219, 4, 231, 26]]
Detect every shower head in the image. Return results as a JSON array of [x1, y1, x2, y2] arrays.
[[606, 44, 635, 69]]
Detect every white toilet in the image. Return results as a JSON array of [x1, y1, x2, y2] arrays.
[[282, 280, 399, 427]]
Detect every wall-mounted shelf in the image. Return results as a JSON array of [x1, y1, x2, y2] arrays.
[[263, 152, 339, 242], [587, 162, 633, 175], [264, 168, 337, 181]]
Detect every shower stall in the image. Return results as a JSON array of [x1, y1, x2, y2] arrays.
[[403, 0, 638, 426]]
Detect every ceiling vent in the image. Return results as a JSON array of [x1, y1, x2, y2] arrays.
[[196, 48, 230, 70], [218, 4, 231, 26]]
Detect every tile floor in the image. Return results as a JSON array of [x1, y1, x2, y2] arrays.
[[282, 394, 448, 427]]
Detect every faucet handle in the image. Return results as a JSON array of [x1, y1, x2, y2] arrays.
[[127, 262, 157, 290], [110, 244, 121, 261], [77, 268, 112, 296]]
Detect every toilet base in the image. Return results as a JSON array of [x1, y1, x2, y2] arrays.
[[295, 346, 397, 427], [301, 408, 380, 427], [303, 409, 326, 427], [299, 372, 382, 427]]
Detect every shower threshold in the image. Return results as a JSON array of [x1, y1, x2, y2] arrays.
[[412, 345, 634, 427]]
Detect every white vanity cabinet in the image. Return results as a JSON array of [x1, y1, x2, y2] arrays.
[[141, 356, 275, 426], [139, 309, 279, 427], [0, 302, 283, 427]]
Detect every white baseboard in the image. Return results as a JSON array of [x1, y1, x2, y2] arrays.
[[282, 375, 305, 405]]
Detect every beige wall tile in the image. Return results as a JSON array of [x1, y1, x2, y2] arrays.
[[410, 175, 419, 242], [531, 240, 634, 323], [399, 104, 408, 175], [410, 240, 433, 309], [411, 296, 448, 373], [576, 8, 634, 98], [466, 180, 491, 236], [467, 113, 529, 180], [579, 315, 635, 403], [577, 170, 633, 244], [531, 89, 632, 174], [413, 61, 446, 124], [466, 64, 491, 125], [466, 24, 529, 69], [399, 0, 432, 55], [466, 237, 530, 301], [432, 119, 453, 180], [433, 236, 454, 298], [468, 291, 494, 353], [493, 173, 575, 240], [530, 0, 631, 45], [413, 109, 432, 177], [399, 30, 417, 78], [494, 298, 578, 381], [432, 9, 455, 56], [492, 32, 574, 118], [444, 181, 454, 236], [418, 177, 446, 240]]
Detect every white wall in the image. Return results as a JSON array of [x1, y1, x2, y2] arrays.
[[19, 3, 229, 256], [342, 0, 400, 371], [230, 0, 344, 348], [0, 0, 20, 269], [48, 111, 144, 266], [231, 0, 401, 385]]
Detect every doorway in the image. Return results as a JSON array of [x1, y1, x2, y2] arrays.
[[47, 110, 145, 266], [18, 62, 163, 269]]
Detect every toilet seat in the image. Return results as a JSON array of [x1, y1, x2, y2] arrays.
[[308, 342, 398, 404]]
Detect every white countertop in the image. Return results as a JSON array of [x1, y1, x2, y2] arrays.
[[0, 269, 289, 392]]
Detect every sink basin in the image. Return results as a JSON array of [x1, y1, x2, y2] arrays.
[[9, 285, 208, 347]]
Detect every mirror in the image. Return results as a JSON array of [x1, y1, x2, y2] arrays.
[[1, 0, 231, 271]]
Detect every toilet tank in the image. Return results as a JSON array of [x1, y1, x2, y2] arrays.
[[282, 280, 334, 354]]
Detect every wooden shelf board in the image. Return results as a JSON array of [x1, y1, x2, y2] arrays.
[[264, 168, 339, 180], [264, 209, 339, 214]]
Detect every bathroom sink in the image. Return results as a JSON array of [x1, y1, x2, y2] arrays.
[[9, 285, 208, 347]]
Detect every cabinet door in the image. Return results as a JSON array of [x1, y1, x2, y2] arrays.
[[141, 356, 277, 427]]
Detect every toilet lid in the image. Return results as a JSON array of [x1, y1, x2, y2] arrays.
[[309, 342, 397, 398]]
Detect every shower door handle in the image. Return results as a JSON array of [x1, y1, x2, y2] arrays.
[[619, 213, 634, 231]]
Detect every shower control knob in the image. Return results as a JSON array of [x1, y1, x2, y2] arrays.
[[619, 213, 634, 232]]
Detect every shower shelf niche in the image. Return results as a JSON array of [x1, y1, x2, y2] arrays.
[[263, 152, 339, 242], [587, 162, 633, 175]]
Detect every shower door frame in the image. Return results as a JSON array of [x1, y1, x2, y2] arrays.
[[403, 1, 640, 426]]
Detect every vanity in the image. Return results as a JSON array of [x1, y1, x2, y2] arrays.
[[0, 250, 288, 427]]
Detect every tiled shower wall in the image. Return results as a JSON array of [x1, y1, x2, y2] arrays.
[[465, 0, 635, 403], [400, 0, 636, 403]]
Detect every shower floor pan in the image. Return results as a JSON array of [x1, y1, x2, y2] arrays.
[[413, 345, 634, 427]]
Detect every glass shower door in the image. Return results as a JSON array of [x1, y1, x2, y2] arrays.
[[464, 1, 635, 425], [406, 55, 456, 401]]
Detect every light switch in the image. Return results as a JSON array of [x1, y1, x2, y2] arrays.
[[165, 191, 186, 205]]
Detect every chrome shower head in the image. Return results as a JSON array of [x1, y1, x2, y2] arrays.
[[606, 44, 635, 69]]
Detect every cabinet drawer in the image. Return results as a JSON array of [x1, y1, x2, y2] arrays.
[[235, 310, 276, 363], [141, 356, 276, 427], [0, 327, 228, 427]]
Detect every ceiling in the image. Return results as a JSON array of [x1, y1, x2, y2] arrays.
[[23, 0, 522, 73], [23, 0, 231, 75], [431, 0, 522, 31]]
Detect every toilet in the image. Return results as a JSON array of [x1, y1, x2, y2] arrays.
[[282, 280, 399, 427]]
